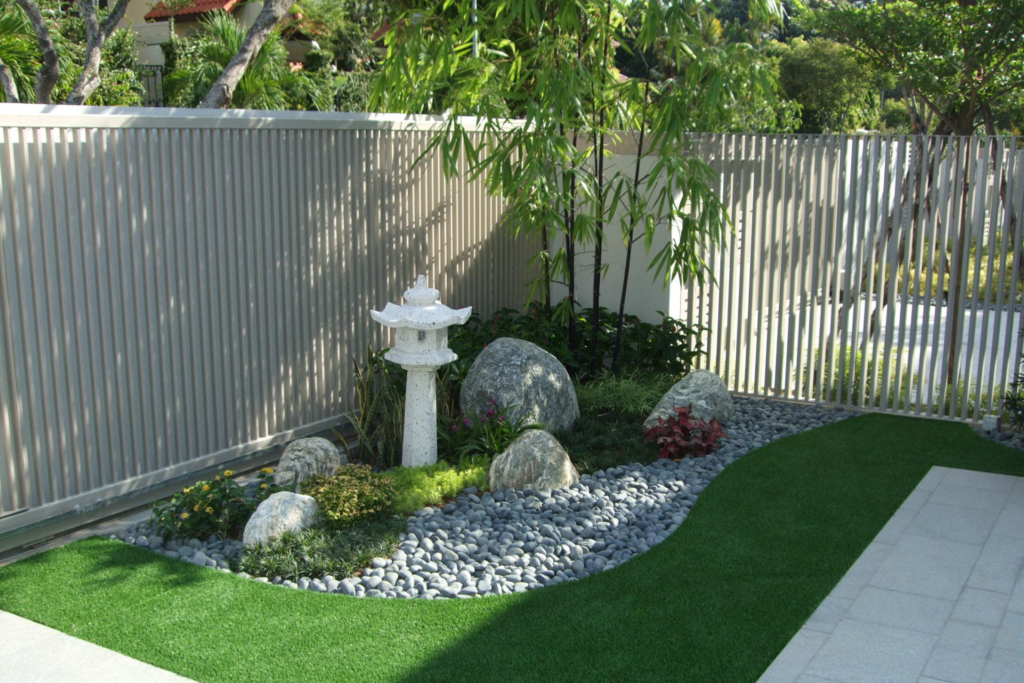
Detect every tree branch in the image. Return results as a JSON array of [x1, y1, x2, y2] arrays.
[[199, 0, 294, 109], [64, 0, 132, 105], [0, 62, 20, 103], [14, 0, 59, 104]]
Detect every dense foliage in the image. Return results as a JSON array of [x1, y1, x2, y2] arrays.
[[150, 467, 281, 539], [303, 465, 398, 530], [450, 302, 705, 378], [644, 405, 724, 460], [0, 0, 143, 105], [806, 0, 1024, 135], [236, 520, 403, 581], [164, 12, 332, 110]]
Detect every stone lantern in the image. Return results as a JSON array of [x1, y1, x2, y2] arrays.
[[370, 275, 471, 468]]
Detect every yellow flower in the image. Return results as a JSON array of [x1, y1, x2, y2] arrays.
[[202, 485, 210, 492], [181, 512, 190, 519], [215, 475, 221, 481], [223, 470, 234, 477], [205, 507, 214, 514], [193, 504, 200, 512], [261, 467, 274, 474], [260, 483, 269, 489]]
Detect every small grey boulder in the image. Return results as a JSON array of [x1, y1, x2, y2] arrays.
[[490, 430, 579, 492], [243, 492, 319, 547], [273, 437, 345, 491], [643, 369, 734, 430], [460, 337, 579, 433]]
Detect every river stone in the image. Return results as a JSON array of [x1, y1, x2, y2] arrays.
[[490, 430, 579, 492], [643, 369, 735, 430], [460, 337, 579, 433], [243, 492, 319, 547], [274, 437, 346, 491]]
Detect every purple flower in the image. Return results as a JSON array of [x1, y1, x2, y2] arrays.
[[489, 397, 498, 405], [480, 415, 489, 423], [451, 424, 459, 433], [498, 416, 506, 424], [463, 417, 472, 427], [485, 407, 496, 418]]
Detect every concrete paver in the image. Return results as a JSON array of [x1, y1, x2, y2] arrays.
[[758, 467, 1024, 683]]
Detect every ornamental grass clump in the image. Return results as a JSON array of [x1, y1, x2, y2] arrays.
[[150, 467, 280, 539], [303, 465, 398, 530], [644, 406, 724, 460]]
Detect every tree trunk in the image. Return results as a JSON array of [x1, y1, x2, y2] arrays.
[[14, 0, 59, 104], [199, 0, 294, 109], [611, 82, 650, 373], [0, 62, 19, 103], [63, 0, 132, 105]]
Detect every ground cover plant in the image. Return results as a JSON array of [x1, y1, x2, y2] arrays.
[[3, 415, 1023, 683], [383, 459, 490, 516], [235, 520, 404, 582]]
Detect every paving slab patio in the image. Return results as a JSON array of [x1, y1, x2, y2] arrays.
[[758, 467, 1024, 683], [0, 610, 197, 683]]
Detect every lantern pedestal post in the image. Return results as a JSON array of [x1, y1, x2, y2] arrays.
[[400, 364, 441, 468]]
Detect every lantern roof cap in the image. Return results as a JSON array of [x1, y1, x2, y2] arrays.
[[370, 275, 472, 330]]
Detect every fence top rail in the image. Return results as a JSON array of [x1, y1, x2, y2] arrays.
[[0, 104, 523, 132]]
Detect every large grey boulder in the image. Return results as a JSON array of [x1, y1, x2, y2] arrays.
[[274, 437, 345, 491], [490, 429, 579, 492], [460, 337, 579, 433], [643, 369, 735, 430], [243, 492, 319, 547]]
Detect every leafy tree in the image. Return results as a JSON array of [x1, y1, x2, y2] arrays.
[[371, 0, 783, 376], [774, 36, 878, 133], [166, 11, 332, 111], [1, 0, 143, 105], [807, 0, 1024, 135], [0, 2, 37, 102]]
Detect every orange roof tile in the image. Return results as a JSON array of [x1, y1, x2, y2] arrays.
[[144, 0, 240, 21]]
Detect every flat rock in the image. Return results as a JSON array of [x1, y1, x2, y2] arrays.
[[460, 338, 579, 433], [643, 369, 735, 430], [490, 430, 579, 492], [242, 492, 319, 547]]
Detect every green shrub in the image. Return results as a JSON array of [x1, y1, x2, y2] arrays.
[[303, 48, 335, 72], [383, 459, 490, 515], [236, 520, 404, 582], [575, 370, 678, 418], [150, 467, 280, 540], [303, 465, 397, 530]]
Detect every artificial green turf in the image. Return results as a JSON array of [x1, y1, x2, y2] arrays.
[[2, 414, 1023, 683]]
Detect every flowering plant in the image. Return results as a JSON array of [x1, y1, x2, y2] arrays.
[[150, 467, 283, 540], [438, 398, 540, 463], [643, 405, 724, 460]]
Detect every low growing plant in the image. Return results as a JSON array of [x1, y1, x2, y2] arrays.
[[383, 459, 490, 515], [557, 411, 659, 475], [303, 465, 398, 530], [236, 520, 404, 582], [644, 406, 724, 460], [150, 467, 281, 540]]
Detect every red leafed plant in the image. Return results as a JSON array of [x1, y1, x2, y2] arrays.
[[643, 405, 724, 460]]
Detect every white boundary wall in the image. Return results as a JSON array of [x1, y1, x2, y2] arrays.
[[0, 105, 535, 531]]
